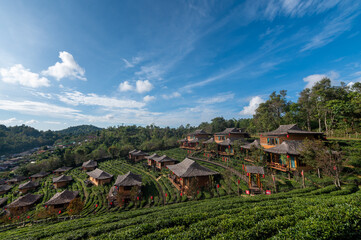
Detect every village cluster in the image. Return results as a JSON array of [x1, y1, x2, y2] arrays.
[[0, 124, 323, 216]]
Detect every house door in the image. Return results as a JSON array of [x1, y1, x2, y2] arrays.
[[290, 156, 296, 168]]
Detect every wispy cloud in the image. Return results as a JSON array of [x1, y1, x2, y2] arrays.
[[197, 93, 234, 105], [162, 92, 181, 99], [0, 64, 50, 88]]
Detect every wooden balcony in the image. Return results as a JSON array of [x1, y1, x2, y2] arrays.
[[244, 158, 255, 163], [267, 162, 289, 172], [218, 151, 234, 156]]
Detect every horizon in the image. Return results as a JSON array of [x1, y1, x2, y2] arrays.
[[1, 1, 361, 131]]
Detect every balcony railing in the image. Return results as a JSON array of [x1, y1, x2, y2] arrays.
[[267, 162, 289, 172]]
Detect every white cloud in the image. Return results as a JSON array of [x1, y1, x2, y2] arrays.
[[143, 95, 156, 102], [198, 93, 235, 104], [135, 65, 163, 80], [303, 71, 338, 88], [136, 80, 153, 93], [58, 91, 145, 109], [0, 64, 50, 88], [162, 92, 181, 99], [25, 119, 39, 125], [122, 56, 143, 68], [239, 96, 265, 116], [122, 59, 134, 68], [42, 51, 86, 81], [119, 81, 134, 92], [0, 118, 18, 125], [44, 121, 62, 125]]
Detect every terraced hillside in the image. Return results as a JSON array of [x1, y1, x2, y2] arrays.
[[0, 185, 360, 239]]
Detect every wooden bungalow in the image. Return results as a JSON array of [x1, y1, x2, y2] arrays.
[[214, 128, 250, 143], [147, 153, 161, 166], [264, 140, 309, 172], [108, 171, 142, 204], [53, 166, 72, 176], [44, 190, 79, 211], [153, 155, 177, 170], [0, 185, 12, 195], [0, 197, 8, 207], [129, 149, 148, 162], [260, 124, 324, 149], [244, 165, 265, 193], [179, 129, 211, 150], [82, 160, 97, 171], [52, 175, 73, 189], [18, 181, 39, 194], [5, 193, 42, 215], [167, 158, 218, 194], [30, 172, 50, 181], [86, 168, 113, 186], [7, 176, 27, 185], [241, 140, 262, 162]]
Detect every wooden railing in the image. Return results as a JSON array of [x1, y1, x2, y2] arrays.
[[267, 162, 289, 172]]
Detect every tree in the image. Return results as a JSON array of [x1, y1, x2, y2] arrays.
[[67, 198, 84, 215]]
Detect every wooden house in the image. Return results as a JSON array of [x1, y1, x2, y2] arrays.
[[6, 176, 27, 185], [241, 140, 262, 162], [108, 171, 142, 204], [260, 124, 323, 149], [82, 160, 97, 171], [129, 150, 148, 162], [179, 129, 211, 150], [53, 166, 72, 176], [5, 193, 42, 215], [167, 158, 218, 194], [153, 155, 177, 170], [214, 128, 249, 156], [30, 172, 50, 181], [0, 185, 12, 195], [44, 190, 79, 211], [52, 175, 73, 189], [86, 168, 113, 186], [264, 141, 309, 172], [0, 197, 8, 207], [244, 165, 265, 193], [147, 153, 160, 166], [18, 181, 39, 194]]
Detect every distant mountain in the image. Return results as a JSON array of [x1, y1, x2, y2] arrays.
[[57, 125, 102, 135]]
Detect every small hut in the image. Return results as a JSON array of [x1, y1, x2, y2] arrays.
[[18, 181, 39, 194], [244, 165, 265, 191], [5, 193, 42, 215], [52, 175, 73, 189], [0, 185, 12, 195], [30, 172, 50, 181], [109, 171, 142, 204], [0, 197, 8, 207], [86, 168, 113, 186], [147, 153, 160, 167], [241, 140, 261, 162], [44, 190, 79, 211], [153, 155, 177, 170], [7, 176, 27, 185], [167, 158, 218, 194], [82, 160, 97, 171], [53, 166, 72, 176], [129, 150, 148, 162]]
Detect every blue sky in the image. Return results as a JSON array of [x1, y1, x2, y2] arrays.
[[0, 0, 361, 130]]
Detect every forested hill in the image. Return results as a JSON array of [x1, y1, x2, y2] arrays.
[[56, 125, 102, 136], [0, 125, 101, 156], [0, 125, 58, 156]]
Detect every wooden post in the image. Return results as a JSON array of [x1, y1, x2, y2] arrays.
[[272, 174, 277, 193], [248, 173, 252, 189], [302, 170, 305, 188]]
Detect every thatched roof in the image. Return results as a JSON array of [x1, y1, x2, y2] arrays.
[[6, 193, 42, 208], [129, 149, 148, 156], [30, 172, 50, 178], [53, 175, 73, 183], [0, 185, 11, 192], [203, 138, 214, 144], [147, 153, 160, 160], [167, 158, 218, 177], [0, 197, 8, 206], [114, 171, 142, 187], [7, 176, 27, 183], [262, 124, 323, 136], [264, 140, 303, 155], [44, 190, 79, 206], [215, 128, 249, 135], [54, 167, 72, 173], [187, 129, 210, 136], [87, 168, 113, 180], [82, 160, 97, 168], [18, 181, 39, 190], [153, 155, 177, 163], [245, 165, 265, 174], [241, 140, 261, 150]]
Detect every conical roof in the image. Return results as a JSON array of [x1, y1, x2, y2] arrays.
[[86, 168, 113, 180], [52, 175, 73, 183], [167, 158, 218, 177], [44, 190, 79, 205], [114, 171, 142, 187]]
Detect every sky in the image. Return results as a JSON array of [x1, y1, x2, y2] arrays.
[[0, 0, 361, 131]]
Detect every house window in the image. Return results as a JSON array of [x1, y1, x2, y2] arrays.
[[267, 138, 279, 145], [124, 186, 132, 191]]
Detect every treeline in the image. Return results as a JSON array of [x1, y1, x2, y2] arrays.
[[251, 79, 361, 136]]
